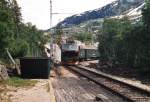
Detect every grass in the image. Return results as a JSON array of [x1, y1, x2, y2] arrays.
[[4, 77, 38, 87], [0, 77, 38, 102]]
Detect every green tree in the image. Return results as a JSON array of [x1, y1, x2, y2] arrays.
[[98, 0, 150, 73], [0, 0, 48, 61], [11, 0, 22, 39], [0, 0, 14, 58], [142, 0, 150, 28], [98, 17, 134, 66], [54, 25, 63, 46], [136, 0, 150, 70], [73, 32, 92, 43]]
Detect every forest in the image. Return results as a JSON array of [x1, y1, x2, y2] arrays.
[[98, 0, 150, 72], [0, 0, 49, 63]]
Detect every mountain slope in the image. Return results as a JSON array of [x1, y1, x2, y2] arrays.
[[57, 0, 144, 27]]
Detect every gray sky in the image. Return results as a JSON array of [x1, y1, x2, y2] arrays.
[[17, 0, 116, 30]]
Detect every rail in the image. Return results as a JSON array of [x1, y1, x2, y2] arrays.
[[66, 65, 150, 102]]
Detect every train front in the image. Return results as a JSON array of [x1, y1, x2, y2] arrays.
[[61, 42, 79, 65]]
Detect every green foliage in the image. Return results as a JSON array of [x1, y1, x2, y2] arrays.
[[4, 77, 38, 87], [19, 23, 44, 57], [73, 32, 92, 43], [98, 0, 150, 72], [98, 17, 133, 65], [142, 0, 150, 28], [54, 25, 63, 45], [0, 0, 14, 58], [9, 39, 29, 58], [138, 0, 150, 70], [0, 0, 48, 61]]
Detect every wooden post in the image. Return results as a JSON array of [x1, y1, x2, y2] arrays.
[[6, 49, 21, 75]]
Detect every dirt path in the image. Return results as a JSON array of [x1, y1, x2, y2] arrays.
[[6, 79, 55, 102]]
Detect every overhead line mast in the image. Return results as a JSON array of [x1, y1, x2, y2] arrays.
[[49, 0, 75, 59], [50, 0, 53, 59], [50, 0, 52, 27], [50, 0, 75, 28]]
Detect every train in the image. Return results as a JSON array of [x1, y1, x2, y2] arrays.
[[61, 40, 80, 65], [79, 47, 100, 61], [61, 40, 99, 65]]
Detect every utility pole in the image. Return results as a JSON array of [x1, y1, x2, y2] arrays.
[[49, 0, 74, 59], [50, 0, 52, 27], [50, 0, 54, 59]]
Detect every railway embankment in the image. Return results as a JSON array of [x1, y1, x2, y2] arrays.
[[79, 61, 150, 91], [68, 65, 150, 101]]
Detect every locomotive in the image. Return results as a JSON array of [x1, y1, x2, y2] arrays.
[[61, 39, 80, 65], [60, 37, 99, 65]]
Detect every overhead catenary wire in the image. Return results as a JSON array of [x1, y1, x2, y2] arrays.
[[49, 0, 75, 59]]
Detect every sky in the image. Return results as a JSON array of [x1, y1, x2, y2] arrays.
[[17, 0, 116, 30]]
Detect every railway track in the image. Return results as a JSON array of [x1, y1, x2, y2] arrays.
[[66, 65, 150, 102]]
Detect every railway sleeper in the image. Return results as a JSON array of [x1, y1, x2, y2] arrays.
[[68, 66, 150, 102], [95, 94, 111, 102]]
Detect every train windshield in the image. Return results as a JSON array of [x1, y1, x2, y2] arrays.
[[62, 44, 78, 51]]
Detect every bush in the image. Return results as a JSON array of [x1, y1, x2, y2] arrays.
[[9, 39, 29, 58], [98, 16, 150, 72]]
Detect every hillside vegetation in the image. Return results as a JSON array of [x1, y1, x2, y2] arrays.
[[0, 0, 49, 63], [58, 0, 144, 27], [98, 0, 150, 73]]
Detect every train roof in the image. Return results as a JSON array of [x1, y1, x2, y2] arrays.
[[80, 45, 98, 50]]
